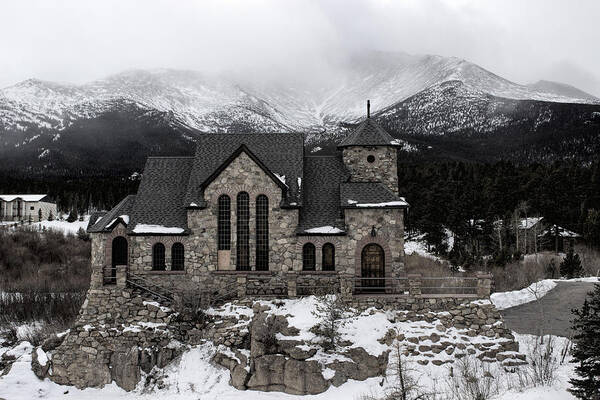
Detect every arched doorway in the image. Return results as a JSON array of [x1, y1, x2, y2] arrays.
[[108, 236, 128, 285], [361, 243, 385, 292]]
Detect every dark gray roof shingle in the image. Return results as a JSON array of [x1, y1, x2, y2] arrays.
[[338, 118, 399, 148], [185, 133, 304, 207], [87, 196, 136, 233], [340, 182, 408, 208], [297, 156, 349, 234], [128, 157, 195, 234]]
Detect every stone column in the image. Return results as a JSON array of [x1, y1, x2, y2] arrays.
[[116, 265, 127, 288], [408, 274, 422, 296], [236, 275, 247, 298], [286, 273, 297, 298], [339, 274, 354, 300], [476, 272, 493, 298]]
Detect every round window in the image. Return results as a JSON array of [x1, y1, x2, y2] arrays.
[[367, 155, 376, 163]]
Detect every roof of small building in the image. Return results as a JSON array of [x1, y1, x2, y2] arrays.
[[0, 194, 49, 202], [340, 182, 408, 209], [338, 118, 400, 148], [185, 133, 304, 207], [87, 195, 136, 233], [539, 224, 582, 238]]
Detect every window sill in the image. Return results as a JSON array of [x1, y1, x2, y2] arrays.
[[212, 270, 273, 275], [143, 270, 187, 275], [299, 270, 337, 274]]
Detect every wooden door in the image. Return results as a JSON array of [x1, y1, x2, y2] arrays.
[[361, 244, 385, 291]]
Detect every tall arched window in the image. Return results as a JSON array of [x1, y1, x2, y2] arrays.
[[236, 192, 250, 270], [302, 243, 316, 271], [217, 195, 231, 250], [322, 243, 335, 271], [152, 243, 166, 270], [255, 195, 269, 270], [171, 243, 184, 271]]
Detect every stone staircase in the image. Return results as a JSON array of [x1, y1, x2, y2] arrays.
[[126, 272, 176, 306]]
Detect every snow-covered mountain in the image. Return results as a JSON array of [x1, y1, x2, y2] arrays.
[[1, 51, 599, 172], [1, 51, 597, 136]]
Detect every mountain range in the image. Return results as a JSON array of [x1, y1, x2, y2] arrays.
[[1, 51, 599, 174]]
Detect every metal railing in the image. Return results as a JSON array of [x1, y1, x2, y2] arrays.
[[419, 277, 478, 295], [352, 277, 410, 295], [126, 272, 175, 303]]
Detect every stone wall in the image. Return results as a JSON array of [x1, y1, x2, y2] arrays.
[[342, 146, 399, 195]]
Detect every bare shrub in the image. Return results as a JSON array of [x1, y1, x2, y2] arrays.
[[405, 254, 458, 277], [446, 356, 500, 400], [489, 252, 562, 292], [574, 244, 600, 277], [0, 291, 85, 329], [311, 294, 352, 351]]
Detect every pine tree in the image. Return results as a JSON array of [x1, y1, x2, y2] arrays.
[[569, 284, 600, 399], [560, 247, 583, 278]]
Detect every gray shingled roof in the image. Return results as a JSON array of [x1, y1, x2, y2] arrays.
[[338, 118, 399, 148], [128, 157, 195, 234], [297, 156, 349, 234], [87, 196, 136, 233], [340, 182, 408, 208], [185, 133, 304, 207]]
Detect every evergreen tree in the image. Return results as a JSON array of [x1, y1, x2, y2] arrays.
[[569, 284, 600, 399], [66, 208, 78, 223], [560, 247, 583, 278]]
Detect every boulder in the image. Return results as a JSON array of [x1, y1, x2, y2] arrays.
[[31, 348, 50, 379], [246, 354, 286, 392], [230, 364, 250, 390], [283, 359, 329, 395], [41, 335, 64, 352], [110, 346, 141, 391]]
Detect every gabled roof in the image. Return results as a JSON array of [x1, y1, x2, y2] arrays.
[[0, 194, 49, 202], [128, 157, 195, 235], [87, 195, 136, 233], [185, 133, 304, 207], [338, 118, 400, 148], [341, 182, 409, 209], [539, 225, 582, 238], [297, 156, 349, 235]]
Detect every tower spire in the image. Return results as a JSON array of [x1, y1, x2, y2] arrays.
[[367, 100, 370, 118]]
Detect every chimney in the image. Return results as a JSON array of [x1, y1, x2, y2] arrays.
[[367, 100, 370, 118]]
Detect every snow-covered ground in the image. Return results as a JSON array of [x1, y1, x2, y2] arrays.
[[491, 277, 599, 310], [0, 216, 89, 236], [0, 331, 579, 400]]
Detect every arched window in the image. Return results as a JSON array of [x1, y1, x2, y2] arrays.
[[302, 243, 316, 271], [152, 243, 166, 270], [255, 195, 269, 270], [322, 243, 335, 271], [107, 236, 127, 285], [171, 243, 184, 271], [236, 192, 250, 270], [217, 194, 231, 250]]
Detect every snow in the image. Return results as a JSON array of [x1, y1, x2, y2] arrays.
[[107, 215, 129, 228], [539, 225, 582, 238], [348, 200, 409, 207], [519, 217, 544, 229], [274, 173, 286, 185], [0, 194, 48, 202], [131, 224, 185, 234], [31, 217, 90, 236], [303, 226, 344, 234], [36, 347, 48, 366], [491, 280, 558, 310]]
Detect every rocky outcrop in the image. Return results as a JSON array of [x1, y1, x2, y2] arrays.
[[212, 310, 388, 395]]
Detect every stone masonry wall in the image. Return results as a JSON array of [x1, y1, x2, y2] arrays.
[[342, 146, 399, 195]]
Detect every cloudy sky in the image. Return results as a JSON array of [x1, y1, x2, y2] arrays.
[[1, 0, 599, 95]]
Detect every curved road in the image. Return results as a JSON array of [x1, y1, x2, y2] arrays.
[[500, 281, 598, 337]]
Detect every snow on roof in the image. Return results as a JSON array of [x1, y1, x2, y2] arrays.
[[347, 200, 409, 208], [131, 224, 185, 234], [106, 215, 130, 228], [539, 224, 581, 238], [0, 194, 48, 202], [519, 216, 544, 229], [303, 225, 345, 234]]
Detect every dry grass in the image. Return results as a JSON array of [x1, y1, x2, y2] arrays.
[[405, 253, 470, 277]]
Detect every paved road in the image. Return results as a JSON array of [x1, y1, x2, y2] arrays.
[[500, 281, 598, 337]]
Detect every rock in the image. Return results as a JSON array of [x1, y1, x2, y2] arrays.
[[110, 346, 141, 391], [283, 359, 329, 395], [282, 345, 317, 361], [41, 335, 64, 352], [231, 364, 250, 389], [246, 354, 286, 392], [31, 348, 50, 379]]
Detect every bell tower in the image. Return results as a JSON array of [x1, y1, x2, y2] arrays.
[[338, 101, 400, 195]]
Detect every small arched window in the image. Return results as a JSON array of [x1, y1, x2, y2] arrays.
[[217, 194, 231, 250], [171, 243, 184, 271], [152, 243, 166, 270], [256, 195, 269, 270], [302, 243, 316, 271], [322, 243, 335, 271]]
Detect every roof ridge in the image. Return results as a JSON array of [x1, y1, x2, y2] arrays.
[[146, 156, 195, 159]]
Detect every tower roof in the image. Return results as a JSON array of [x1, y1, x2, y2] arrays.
[[337, 117, 399, 148]]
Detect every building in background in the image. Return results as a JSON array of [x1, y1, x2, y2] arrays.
[[0, 194, 57, 222]]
